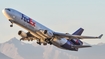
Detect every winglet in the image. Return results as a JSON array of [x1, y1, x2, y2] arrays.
[[98, 34, 103, 38]]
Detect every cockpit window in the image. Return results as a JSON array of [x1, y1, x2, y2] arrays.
[[5, 9, 11, 11]]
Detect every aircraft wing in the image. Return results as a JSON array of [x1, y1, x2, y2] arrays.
[[53, 32, 103, 39]]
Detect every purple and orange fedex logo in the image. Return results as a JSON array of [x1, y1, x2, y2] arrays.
[[21, 14, 35, 27]]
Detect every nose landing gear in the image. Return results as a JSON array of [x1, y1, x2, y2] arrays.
[[10, 24, 13, 27], [9, 20, 13, 27]]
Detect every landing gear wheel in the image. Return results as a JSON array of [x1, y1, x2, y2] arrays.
[[10, 24, 13, 27], [43, 43, 47, 45], [48, 41, 52, 45], [45, 38, 52, 45], [20, 38, 23, 41], [28, 40, 30, 41], [31, 39, 33, 41], [37, 42, 41, 45], [45, 38, 51, 42]]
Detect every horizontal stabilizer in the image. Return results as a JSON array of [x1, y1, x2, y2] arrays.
[[72, 45, 91, 48], [98, 34, 103, 38]]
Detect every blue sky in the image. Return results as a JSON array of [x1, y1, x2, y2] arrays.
[[0, 0, 105, 45]]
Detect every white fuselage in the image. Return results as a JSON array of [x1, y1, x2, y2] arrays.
[[2, 8, 68, 50], [3, 8, 102, 51]]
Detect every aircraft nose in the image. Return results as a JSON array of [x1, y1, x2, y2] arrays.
[[5, 8, 11, 11], [2, 8, 13, 20], [2, 9, 6, 14], [2, 8, 11, 13]]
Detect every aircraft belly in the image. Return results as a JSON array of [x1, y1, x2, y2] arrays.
[[52, 38, 75, 50], [61, 40, 72, 50], [52, 38, 68, 48], [53, 38, 67, 45]]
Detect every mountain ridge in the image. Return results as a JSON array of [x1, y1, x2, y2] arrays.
[[0, 52, 12, 59], [0, 37, 105, 59]]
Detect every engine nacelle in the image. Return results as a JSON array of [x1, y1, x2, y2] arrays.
[[45, 30, 53, 37], [40, 30, 53, 38], [18, 30, 27, 38]]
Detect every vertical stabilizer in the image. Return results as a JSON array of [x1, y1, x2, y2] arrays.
[[71, 28, 84, 45], [72, 28, 84, 35]]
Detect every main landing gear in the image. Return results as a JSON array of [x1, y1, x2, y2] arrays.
[[36, 39, 51, 45], [37, 42, 41, 45], [10, 24, 13, 27], [45, 38, 52, 45], [20, 38, 24, 41], [37, 39, 41, 45]]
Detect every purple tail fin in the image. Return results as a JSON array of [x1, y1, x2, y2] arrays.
[[71, 28, 84, 45], [72, 28, 84, 35]]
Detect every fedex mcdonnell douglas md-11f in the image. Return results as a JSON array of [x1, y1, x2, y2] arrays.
[[2, 8, 103, 51]]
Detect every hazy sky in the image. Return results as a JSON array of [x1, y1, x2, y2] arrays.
[[0, 0, 105, 45]]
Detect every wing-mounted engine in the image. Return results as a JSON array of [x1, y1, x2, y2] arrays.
[[39, 30, 53, 38], [35, 30, 54, 45], [18, 30, 34, 41], [18, 30, 48, 45], [18, 30, 27, 38]]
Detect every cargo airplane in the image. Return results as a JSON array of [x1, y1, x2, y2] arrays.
[[2, 8, 103, 51]]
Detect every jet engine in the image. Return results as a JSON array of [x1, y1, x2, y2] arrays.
[[40, 30, 53, 38], [18, 30, 27, 38], [45, 30, 53, 37], [18, 30, 35, 41]]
